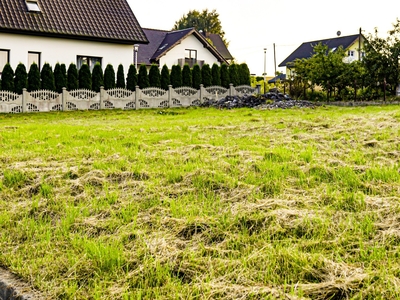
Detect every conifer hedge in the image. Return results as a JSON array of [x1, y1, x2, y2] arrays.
[[182, 64, 192, 87], [160, 65, 170, 90], [91, 62, 104, 92], [78, 64, 91, 90], [138, 64, 150, 89], [170, 65, 182, 88], [14, 63, 27, 94], [191, 64, 202, 89], [201, 64, 212, 87], [1, 63, 14, 92], [54, 63, 67, 93], [67, 63, 79, 91], [228, 63, 239, 87], [126, 64, 137, 91], [149, 64, 161, 88], [211, 63, 221, 86], [28, 63, 41, 92], [116, 64, 125, 89], [220, 63, 230, 88], [104, 64, 115, 90], [41, 63, 56, 91]]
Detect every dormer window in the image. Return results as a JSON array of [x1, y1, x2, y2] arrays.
[[26, 0, 41, 12]]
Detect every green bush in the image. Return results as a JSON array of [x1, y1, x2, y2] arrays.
[[149, 64, 161, 88], [78, 64, 92, 90], [54, 63, 67, 93], [91, 62, 104, 92], [138, 64, 150, 89], [1, 63, 14, 92], [182, 64, 192, 87], [201, 64, 212, 87], [220, 63, 230, 88], [67, 63, 79, 91], [170, 65, 182, 88], [41, 63, 56, 91], [239, 63, 251, 85], [104, 64, 116, 90], [211, 63, 221, 86], [228, 63, 239, 87], [126, 64, 137, 91], [116, 64, 125, 88], [160, 65, 170, 90], [192, 64, 202, 89], [14, 63, 27, 94], [28, 63, 41, 92]]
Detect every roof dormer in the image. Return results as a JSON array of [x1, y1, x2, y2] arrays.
[[26, 0, 41, 13]]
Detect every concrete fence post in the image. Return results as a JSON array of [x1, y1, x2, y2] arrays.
[[100, 86, 105, 110], [135, 86, 140, 110], [22, 88, 28, 113], [256, 84, 261, 95], [168, 85, 173, 108], [62, 87, 67, 111], [229, 83, 235, 97], [200, 84, 205, 103]]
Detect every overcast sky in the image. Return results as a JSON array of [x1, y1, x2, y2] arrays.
[[127, 0, 399, 76]]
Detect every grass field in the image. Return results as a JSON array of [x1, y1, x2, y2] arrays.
[[1, 105, 400, 299]]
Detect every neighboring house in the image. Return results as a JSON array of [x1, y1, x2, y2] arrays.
[[138, 28, 229, 69], [279, 33, 366, 77], [0, 0, 148, 75], [204, 32, 233, 63]]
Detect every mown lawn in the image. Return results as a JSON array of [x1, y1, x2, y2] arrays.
[[1, 105, 400, 299]]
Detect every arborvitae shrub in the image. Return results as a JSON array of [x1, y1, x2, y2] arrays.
[[220, 63, 230, 88], [54, 63, 67, 93], [67, 63, 79, 90], [104, 64, 115, 90], [78, 64, 92, 90], [148, 64, 161, 88], [170, 65, 182, 88], [160, 65, 170, 90], [14, 63, 27, 94], [201, 64, 212, 87], [138, 64, 149, 89], [116, 64, 125, 88], [228, 63, 240, 87], [192, 64, 202, 89], [182, 64, 192, 87], [41, 63, 56, 91], [126, 64, 137, 91], [91, 62, 104, 92], [1, 63, 14, 92], [28, 63, 41, 92], [211, 63, 221, 86], [239, 63, 251, 85]]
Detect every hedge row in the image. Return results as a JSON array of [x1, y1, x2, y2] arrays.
[[0, 62, 251, 93]]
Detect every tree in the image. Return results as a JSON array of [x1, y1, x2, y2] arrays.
[[220, 63, 230, 88], [182, 64, 192, 87], [67, 63, 79, 90], [238, 63, 251, 85], [173, 9, 227, 45], [104, 64, 115, 90], [14, 63, 27, 94], [41, 63, 55, 91], [138, 64, 150, 89], [1, 63, 14, 92], [126, 64, 138, 91], [201, 64, 212, 87], [54, 63, 67, 93], [28, 63, 41, 92], [78, 63, 92, 89], [228, 63, 240, 86], [192, 64, 202, 89], [149, 64, 161, 88], [211, 63, 221, 86], [160, 65, 170, 90], [170, 64, 182, 88], [91, 62, 104, 92], [116, 64, 125, 88]]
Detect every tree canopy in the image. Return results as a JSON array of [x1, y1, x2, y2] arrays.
[[173, 9, 227, 45]]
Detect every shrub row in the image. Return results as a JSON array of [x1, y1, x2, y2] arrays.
[[0, 62, 251, 93]]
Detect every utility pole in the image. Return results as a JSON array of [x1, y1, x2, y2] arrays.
[[263, 48, 267, 94]]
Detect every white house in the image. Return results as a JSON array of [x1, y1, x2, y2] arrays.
[[0, 0, 148, 74], [138, 28, 229, 69]]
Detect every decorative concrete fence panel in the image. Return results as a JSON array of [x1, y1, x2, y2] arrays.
[[138, 87, 169, 109], [0, 91, 23, 113], [26, 90, 62, 112], [204, 86, 229, 101], [235, 85, 259, 97], [64, 89, 100, 111], [171, 86, 201, 107], [103, 88, 135, 110]]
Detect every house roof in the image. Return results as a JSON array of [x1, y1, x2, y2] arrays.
[[0, 0, 148, 44], [268, 73, 286, 83], [205, 33, 233, 61], [279, 34, 362, 67], [138, 27, 228, 66]]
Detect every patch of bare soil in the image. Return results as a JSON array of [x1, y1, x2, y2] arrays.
[[0, 268, 46, 299]]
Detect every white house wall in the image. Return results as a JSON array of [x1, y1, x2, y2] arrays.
[[1, 33, 134, 71], [158, 34, 219, 68]]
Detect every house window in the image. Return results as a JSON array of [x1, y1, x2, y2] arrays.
[[0, 49, 10, 75], [77, 56, 102, 71], [348, 50, 355, 57], [26, 0, 41, 12], [28, 52, 41, 69], [185, 49, 197, 61]]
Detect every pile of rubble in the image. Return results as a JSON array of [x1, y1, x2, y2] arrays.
[[200, 89, 318, 109]]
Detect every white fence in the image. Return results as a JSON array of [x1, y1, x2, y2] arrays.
[[0, 84, 260, 113]]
